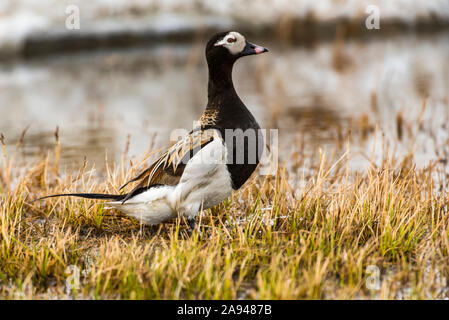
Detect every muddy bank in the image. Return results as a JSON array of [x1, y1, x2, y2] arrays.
[[16, 16, 449, 60], [1, 0, 449, 60]]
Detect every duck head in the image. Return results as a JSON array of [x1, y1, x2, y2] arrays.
[[206, 31, 268, 61], [205, 31, 268, 94]]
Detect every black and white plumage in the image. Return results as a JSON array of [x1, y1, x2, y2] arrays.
[[36, 31, 269, 227]]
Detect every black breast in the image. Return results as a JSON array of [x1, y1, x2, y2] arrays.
[[224, 123, 263, 189], [213, 95, 264, 190]]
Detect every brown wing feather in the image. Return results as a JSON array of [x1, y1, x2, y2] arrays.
[[120, 128, 220, 202]]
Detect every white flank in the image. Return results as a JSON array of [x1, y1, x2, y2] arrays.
[[170, 138, 233, 219], [106, 185, 175, 225], [107, 137, 233, 225]]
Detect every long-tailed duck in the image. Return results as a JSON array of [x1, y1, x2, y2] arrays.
[[36, 31, 269, 229]]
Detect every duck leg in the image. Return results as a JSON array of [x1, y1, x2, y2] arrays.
[[187, 217, 197, 232]]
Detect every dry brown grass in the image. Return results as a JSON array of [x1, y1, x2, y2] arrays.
[[1, 124, 449, 300]]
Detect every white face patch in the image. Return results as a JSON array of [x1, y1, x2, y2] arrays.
[[214, 31, 246, 55]]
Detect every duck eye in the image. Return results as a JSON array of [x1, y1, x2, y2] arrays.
[[227, 37, 236, 44]]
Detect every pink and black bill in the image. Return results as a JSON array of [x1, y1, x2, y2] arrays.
[[240, 41, 269, 57]]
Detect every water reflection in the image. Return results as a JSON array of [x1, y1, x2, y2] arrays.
[[0, 33, 448, 175]]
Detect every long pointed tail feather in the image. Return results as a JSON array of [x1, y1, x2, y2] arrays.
[[33, 192, 127, 202]]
